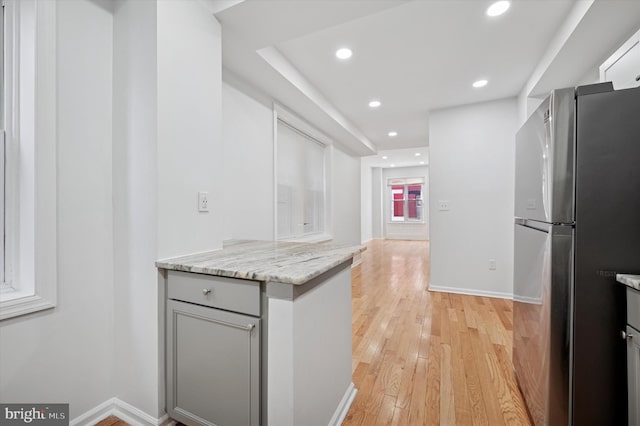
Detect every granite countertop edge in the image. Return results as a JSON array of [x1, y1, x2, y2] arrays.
[[616, 274, 640, 291], [156, 240, 366, 286]]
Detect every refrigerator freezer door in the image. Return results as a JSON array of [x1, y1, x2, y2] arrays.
[[571, 86, 640, 426], [513, 223, 573, 426], [515, 88, 575, 224]]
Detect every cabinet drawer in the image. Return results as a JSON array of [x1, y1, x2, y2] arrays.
[[628, 287, 640, 331], [167, 270, 260, 316]]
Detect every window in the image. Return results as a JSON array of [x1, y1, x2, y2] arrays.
[[389, 178, 424, 222], [276, 118, 328, 240], [0, 0, 57, 320]]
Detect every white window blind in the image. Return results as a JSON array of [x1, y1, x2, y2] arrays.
[[277, 120, 326, 239]]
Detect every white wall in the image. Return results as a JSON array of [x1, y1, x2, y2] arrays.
[[0, 0, 115, 418], [371, 168, 383, 240], [331, 147, 361, 246], [222, 81, 361, 246], [112, 0, 159, 417], [268, 265, 353, 426], [157, 0, 223, 259], [360, 163, 372, 243], [429, 98, 517, 298], [1, 0, 224, 421], [221, 82, 274, 241], [382, 166, 429, 241]]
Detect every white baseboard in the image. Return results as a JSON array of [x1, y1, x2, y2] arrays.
[[70, 398, 170, 426], [329, 382, 357, 426], [428, 284, 513, 300], [513, 294, 542, 304], [384, 234, 428, 241]]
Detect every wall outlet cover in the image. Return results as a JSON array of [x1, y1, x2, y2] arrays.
[[198, 191, 209, 212]]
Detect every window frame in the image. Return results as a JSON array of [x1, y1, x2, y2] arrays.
[[1, 0, 5, 291], [388, 178, 425, 224], [0, 0, 57, 320], [273, 103, 332, 243]]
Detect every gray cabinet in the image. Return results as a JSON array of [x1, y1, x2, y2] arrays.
[[627, 325, 640, 426], [166, 271, 261, 426]]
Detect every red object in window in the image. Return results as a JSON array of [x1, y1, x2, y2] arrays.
[[392, 185, 404, 217]]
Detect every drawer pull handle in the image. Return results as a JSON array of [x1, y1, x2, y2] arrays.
[[246, 324, 255, 331], [202, 288, 212, 295]]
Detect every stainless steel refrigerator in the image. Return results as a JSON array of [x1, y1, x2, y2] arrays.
[[513, 83, 640, 425]]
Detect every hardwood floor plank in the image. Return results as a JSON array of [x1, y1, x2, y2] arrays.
[[344, 240, 531, 426], [374, 395, 398, 426], [439, 343, 455, 425]]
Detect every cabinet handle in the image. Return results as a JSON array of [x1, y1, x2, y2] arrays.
[[636, 74, 640, 82], [622, 330, 634, 340], [246, 324, 255, 331], [202, 288, 212, 295]]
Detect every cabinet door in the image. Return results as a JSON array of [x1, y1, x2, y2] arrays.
[[628, 326, 640, 426], [167, 299, 261, 426], [601, 29, 640, 90]]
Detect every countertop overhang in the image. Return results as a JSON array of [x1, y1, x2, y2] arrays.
[[617, 274, 640, 291], [156, 240, 365, 285]]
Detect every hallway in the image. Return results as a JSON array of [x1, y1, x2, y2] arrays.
[[344, 240, 530, 425]]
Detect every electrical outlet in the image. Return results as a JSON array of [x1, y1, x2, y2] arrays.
[[488, 259, 496, 270], [438, 200, 450, 211], [198, 191, 209, 212]]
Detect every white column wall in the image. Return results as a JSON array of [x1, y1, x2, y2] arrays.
[[112, 0, 160, 417], [429, 98, 517, 298], [371, 167, 383, 239], [157, 0, 223, 259], [331, 147, 361, 246]]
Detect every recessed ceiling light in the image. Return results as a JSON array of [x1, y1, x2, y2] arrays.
[[388, 131, 398, 137], [390, 164, 396, 167], [335, 48, 352, 60], [486, 1, 510, 17], [368, 100, 381, 108], [415, 153, 421, 157], [473, 79, 488, 88], [382, 156, 388, 159], [419, 161, 425, 165]]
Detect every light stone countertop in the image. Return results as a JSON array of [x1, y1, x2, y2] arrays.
[[616, 274, 640, 291], [156, 239, 365, 285]]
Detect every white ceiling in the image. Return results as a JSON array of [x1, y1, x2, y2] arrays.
[[216, 0, 640, 154]]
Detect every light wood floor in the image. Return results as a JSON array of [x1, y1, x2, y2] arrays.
[[343, 239, 531, 426], [95, 416, 128, 426]]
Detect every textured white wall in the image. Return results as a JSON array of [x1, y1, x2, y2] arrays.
[[222, 82, 274, 241], [429, 98, 517, 298], [0, 0, 115, 418]]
